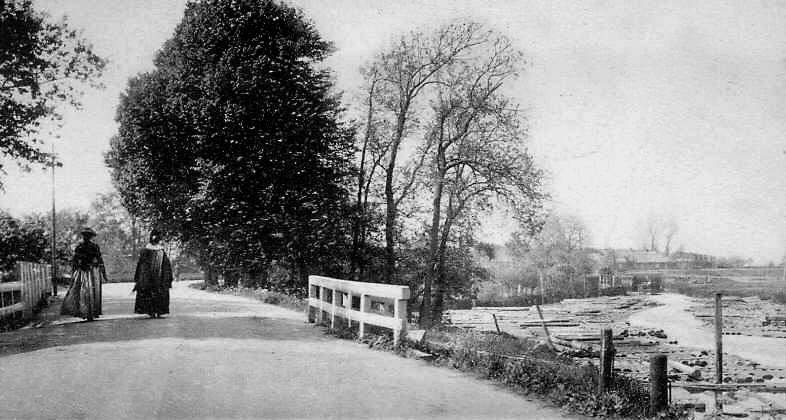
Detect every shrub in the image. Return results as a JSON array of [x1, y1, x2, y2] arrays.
[[474, 294, 544, 307]]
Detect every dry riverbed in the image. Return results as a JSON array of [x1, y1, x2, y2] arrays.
[[446, 293, 786, 418]]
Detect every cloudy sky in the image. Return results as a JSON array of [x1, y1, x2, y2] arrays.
[[2, 0, 785, 263]]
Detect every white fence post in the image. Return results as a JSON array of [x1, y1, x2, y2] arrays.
[[330, 289, 338, 329], [307, 275, 410, 346], [393, 298, 407, 347], [359, 294, 367, 339]]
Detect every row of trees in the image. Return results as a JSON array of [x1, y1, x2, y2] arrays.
[[106, 1, 544, 326], [479, 213, 595, 303], [0, 192, 143, 279]]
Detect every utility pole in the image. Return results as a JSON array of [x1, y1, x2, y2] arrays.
[[50, 143, 57, 296]]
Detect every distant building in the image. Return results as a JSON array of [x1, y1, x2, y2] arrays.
[[669, 251, 716, 269], [593, 249, 717, 272], [584, 248, 719, 294]]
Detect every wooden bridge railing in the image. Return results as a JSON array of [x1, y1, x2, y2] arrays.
[[307, 275, 410, 346], [0, 262, 53, 326]]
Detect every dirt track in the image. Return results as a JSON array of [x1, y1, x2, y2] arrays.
[[0, 282, 576, 420]]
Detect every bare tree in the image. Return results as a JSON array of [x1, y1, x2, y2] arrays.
[[419, 30, 543, 325], [663, 219, 678, 256], [637, 214, 678, 254], [362, 21, 491, 283], [562, 214, 589, 251], [646, 216, 659, 252], [350, 67, 390, 279]]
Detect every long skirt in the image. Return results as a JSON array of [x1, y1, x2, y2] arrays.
[[61, 268, 103, 320], [134, 287, 170, 316]]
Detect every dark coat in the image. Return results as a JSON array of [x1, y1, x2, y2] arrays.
[[133, 246, 173, 291], [72, 241, 104, 271]]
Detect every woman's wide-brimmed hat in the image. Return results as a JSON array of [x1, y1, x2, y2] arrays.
[[81, 227, 97, 237]]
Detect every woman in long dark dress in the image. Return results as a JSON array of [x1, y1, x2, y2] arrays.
[[61, 227, 105, 321], [133, 230, 173, 318]]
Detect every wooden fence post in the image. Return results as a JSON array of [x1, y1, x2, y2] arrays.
[[535, 304, 555, 351], [330, 289, 338, 329], [359, 294, 367, 340], [393, 298, 407, 347], [307, 284, 316, 323], [599, 328, 614, 392], [649, 354, 668, 414], [715, 292, 723, 384], [491, 313, 501, 334]]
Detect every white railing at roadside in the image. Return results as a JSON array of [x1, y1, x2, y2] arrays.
[[0, 262, 53, 322], [307, 275, 410, 346]]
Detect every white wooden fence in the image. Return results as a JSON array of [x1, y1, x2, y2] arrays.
[[307, 275, 410, 346], [0, 262, 53, 322]]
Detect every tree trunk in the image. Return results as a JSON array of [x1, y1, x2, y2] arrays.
[[224, 270, 238, 287], [204, 265, 217, 286], [431, 203, 456, 323], [383, 111, 407, 283], [421, 164, 445, 327], [351, 82, 377, 280]]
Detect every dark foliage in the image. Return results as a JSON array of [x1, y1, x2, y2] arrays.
[[0, 0, 105, 184], [107, 0, 356, 285], [0, 211, 47, 270]]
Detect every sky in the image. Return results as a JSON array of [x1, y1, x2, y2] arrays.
[[1, 0, 785, 264]]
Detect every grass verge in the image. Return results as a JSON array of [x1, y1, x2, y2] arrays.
[[324, 322, 690, 419]]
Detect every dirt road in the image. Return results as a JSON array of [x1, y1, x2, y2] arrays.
[[629, 293, 786, 368], [0, 282, 574, 420]]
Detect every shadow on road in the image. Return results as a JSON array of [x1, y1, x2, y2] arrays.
[[0, 292, 328, 358]]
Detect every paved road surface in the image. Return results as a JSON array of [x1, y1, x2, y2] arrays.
[[0, 282, 575, 420]]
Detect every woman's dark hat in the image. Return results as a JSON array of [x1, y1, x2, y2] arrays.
[[81, 227, 97, 237], [149, 229, 162, 242]]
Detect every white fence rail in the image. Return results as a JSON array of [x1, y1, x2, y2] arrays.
[[307, 275, 410, 346], [0, 262, 53, 323]]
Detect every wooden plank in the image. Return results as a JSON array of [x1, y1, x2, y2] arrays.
[[672, 382, 786, 393], [0, 302, 25, 317], [309, 275, 410, 300], [19, 263, 30, 317], [308, 298, 405, 331], [0, 282, 22, 293]]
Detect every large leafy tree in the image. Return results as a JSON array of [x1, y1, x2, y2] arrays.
[[0, 0, 105, 184], [107, 0, 355, 287]]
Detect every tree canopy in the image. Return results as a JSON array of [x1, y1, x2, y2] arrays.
[[107, 0, 355, 287], [0, 210, 46, 271], [0, 0, 105, 185]]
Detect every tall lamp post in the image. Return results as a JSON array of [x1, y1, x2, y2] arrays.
[[50, 143, 57, 296]]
